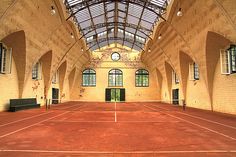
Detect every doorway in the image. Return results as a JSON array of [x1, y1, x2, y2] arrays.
[[111, 89, 120, 102], [105, 88, 125, 102], [172, 89, 179, 105], [52, 88, 59, 104]]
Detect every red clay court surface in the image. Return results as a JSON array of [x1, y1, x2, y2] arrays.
[[0, 102, 235, 157]]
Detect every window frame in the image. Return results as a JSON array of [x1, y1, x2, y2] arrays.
[[82, 68, 96, 87], [0, 42, 12, 74], [52, 70, 59, 84], [135, 69, 149, 87], [220, 45, 236, 75], [108, 69, 123, 87], [193, 63, 199, 80], [229, 45, 236, 73], [172, 71, 179, 84], [189, 62, 199, 81], [32, 62, 42, 80]]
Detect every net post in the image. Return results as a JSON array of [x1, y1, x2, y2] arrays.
[[182, 99, 186, 111], [45, 98, 48, 111]]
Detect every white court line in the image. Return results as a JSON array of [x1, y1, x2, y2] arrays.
[[49, 120, 115, 123], [115, 102, 117, 122], [143, 105, 236, 141], [149, 104, 236, 130], [53, 104, 84, 110], [0, 149, 236, 154], [0, 103, 83, 127], [0, 111, 69, 139], [49, 120, 179, 123], [0, 104, 85, 139], [0, 112, 52, 127]]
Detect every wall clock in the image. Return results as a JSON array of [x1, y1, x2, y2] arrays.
[[111, 52, 120, 61]]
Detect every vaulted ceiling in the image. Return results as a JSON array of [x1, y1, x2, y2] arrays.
[[64, 0, 170, 52]]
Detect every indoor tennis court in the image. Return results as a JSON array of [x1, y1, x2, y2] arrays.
[[0, 101, 235, 157]]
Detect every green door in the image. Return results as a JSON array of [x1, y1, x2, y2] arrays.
[[111, 89, 120, 102]]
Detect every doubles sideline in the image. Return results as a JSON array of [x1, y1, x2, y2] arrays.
[[143, 105, 236, 141], [0, 104, 85, 139], [148, 104, 236, 130], [0, 149, 236, 154], [0, 103, 81, 127]]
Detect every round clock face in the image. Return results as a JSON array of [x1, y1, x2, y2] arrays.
[[111, 52, 120, 61]]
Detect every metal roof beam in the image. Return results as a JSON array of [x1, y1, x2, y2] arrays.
[[86, 1, 100, 49], [89, 37, 144, 51], [82, 22, 151, 32], [88, 37, 144, 46], [66, 0, 166, 22], [131, 1, 146, 49]]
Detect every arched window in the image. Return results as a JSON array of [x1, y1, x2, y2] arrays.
[[82, 69, 96, 86], [108, 69, 123, 86], [135, 69, 149, 87]]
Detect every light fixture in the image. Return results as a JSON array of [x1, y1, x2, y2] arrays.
[[51, 6, 56, 15], [81, 48, 84, 52], [71, 33, 74, 39], [177, 8, 183, 17], [148, 48, 151, 53], [158, 34, 162, 40]]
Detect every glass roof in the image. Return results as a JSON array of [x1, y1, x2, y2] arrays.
[[64, 0, 170, 52]]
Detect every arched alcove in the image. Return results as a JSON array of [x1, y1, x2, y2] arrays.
[[58, 61, 67, 96], [68, 67, 76, 93], [39, 50, 53, 94], [205, 31, 230, 106], [1, 30, 26, 98]]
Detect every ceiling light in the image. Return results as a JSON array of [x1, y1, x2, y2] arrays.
[[148, 48, 151, 53], [177, 8, 183, 17], [81, 48, 84, 52], [158, 34, 162, 40], [71, 33, 74, 39], [51, 6, 56, 15]]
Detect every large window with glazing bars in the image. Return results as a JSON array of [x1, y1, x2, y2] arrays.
[[135, 69, 149, 87], [82, 69, 96, 86], [0, 42, 12, 74], [32, 62, 42, 80], [189, 62, 199, 80], [108, 69, 123, 87], [220, 45, 236, 74]]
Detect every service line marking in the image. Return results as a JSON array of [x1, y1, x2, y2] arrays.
[[0, 104, 85, 139], [0, 112, 52, 127], [0, 149, 236, 154], [143, 105, 236, 141]]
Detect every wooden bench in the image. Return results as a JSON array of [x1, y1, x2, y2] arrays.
[[9, 98, 40, 112]]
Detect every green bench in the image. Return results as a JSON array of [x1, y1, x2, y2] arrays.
[[9, 98, 40, 112]]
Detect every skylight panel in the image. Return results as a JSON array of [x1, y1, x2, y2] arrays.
[[119, 11, 126, 18], [107, 3, 114, 11], [90, 3, 104, 17], [93, 16, 104, 25], [142, 9, 157, 23], [64, 0, 169, 51], [67, 0, 82, 7], [128, 3, 142, 17], [76, 8, 90, 22], [127, 15, 139, 25], [118, 2, 126, 11], [150, 0, 166, 7], [118, 17, 124, 23]]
